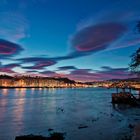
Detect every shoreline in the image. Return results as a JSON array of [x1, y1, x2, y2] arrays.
[[0, 86, 93, 89], [0, 86, 140, 91]]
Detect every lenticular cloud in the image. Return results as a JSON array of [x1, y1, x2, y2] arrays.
[[0, 39, 23, 58], [71, 22, 127, 53]]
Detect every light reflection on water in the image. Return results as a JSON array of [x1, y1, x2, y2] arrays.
[[0, 88, 140, 140], [1, 89, 8, 96]]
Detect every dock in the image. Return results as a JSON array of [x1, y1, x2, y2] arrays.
[[112, 92, 140, 106], [110, 82, 140, 106]]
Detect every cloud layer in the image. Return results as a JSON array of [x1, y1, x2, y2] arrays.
[[0, 39, 23, 58], [71, 23, 127, 53], [20, 57, 57, 70], [57, 66, 77, 71], [67, 67, 134, 81], [38, 66, 135, 82], [0, 12, 29, 41], [0, 63, 20, 73]]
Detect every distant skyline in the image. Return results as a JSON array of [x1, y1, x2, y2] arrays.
[[0, 0, 140, 81]]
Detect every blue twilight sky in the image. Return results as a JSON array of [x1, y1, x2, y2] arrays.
[[0, 0, 140, 81]]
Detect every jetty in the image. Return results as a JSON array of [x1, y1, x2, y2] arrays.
[[109, 82, 140, 106]]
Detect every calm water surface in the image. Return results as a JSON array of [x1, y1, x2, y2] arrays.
[[0, 88, 140, 140]]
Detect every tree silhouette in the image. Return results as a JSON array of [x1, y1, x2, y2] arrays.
[[130, 48, 140, 76]]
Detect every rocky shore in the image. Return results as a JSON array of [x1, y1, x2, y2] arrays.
[[15, 132, 65, 140]]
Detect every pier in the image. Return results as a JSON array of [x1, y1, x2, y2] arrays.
[[110, 82, 140, 106]]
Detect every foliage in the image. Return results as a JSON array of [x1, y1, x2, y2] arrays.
[[129, 48, 140, 76]]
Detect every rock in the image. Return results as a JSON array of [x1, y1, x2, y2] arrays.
[[15, 132, 65, 140], [15, 134, 47, 140], [110, 113, 114, 117], [57, 107, 64, 112], [78, 125, 88, 129], [128, 124, 134, 129], [91, 117, 99, 122], [48, 128, 54, 132], [49, 132, 65, 140]]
